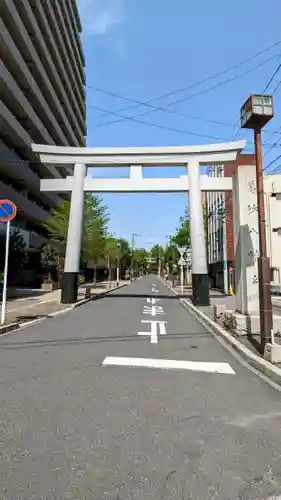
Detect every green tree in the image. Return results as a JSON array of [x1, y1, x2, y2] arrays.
[[164, 244, 177, 274], [9, 230, 26, 283], [118, 238, 131, 276], [43, 195, 109, 264], [104, 236, 119, 281], [149, 244, 165, 274], [40, 244, 59, 280], [83, 195, 109, 261], [172, 209, 190, 247], [134, 248, 149, 274]]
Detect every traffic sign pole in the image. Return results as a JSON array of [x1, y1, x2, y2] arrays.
[[1, 221, 11, 326], [0, 199, 17, 326]]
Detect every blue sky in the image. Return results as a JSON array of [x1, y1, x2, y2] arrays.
[[77, 0, 281, 249]]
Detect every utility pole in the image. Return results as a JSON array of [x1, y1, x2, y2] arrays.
[[240, 94, 274, 352]]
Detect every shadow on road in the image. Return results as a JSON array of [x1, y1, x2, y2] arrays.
[[247, 333, 263, 354], [104, 293, 186, 299], [104, 292, 225, 300], [0, 331, 212, 350]]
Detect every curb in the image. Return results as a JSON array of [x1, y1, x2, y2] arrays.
[[180, 297, 281, 387], [158, 278, 179, 296], [71, 283, 127, 309], [0, 322, 20, 336], [159, 277, 281, 387], [0, 283, 128, 336]]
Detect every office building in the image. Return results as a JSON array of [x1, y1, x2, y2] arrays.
[[0, 0, 86, 249]]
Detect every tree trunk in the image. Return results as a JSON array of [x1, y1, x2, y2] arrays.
[[108, 255, 112, 282]]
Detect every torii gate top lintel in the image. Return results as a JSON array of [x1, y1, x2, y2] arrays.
[[31, 141, 246, 167]]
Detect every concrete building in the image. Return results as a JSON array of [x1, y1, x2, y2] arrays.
[[0, 0, 86, 248], [265, 175, 281, 287], [206, 155, 281, 290]]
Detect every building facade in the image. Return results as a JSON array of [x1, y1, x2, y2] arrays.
[[206, 155, 281, 290], [265, 175, 281, 287], [0, 0, 86, 248]]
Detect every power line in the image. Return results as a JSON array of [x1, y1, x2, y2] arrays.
[[270, 164, 281, 174], [87, 39, 281, 121], [88, 84, 280, 141], [264, 130, 281, 158], [79, 103, 234, 142], [272, 80, 281, 93], [264, 163, 281, 183], [263, 62, 281, 93], [87, 51, 281, 130], [88, 85, 244, 131], [263, 152, 281, 172], [89, 52, 281, 132], [86, 99, 279, 150]]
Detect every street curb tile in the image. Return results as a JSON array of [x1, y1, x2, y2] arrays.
[[180, 297, 281, 387], [0, 322, 20, 335]]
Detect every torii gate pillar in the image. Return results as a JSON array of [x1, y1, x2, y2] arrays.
[[61, 163, 86, 304], [188, 160, 210, 306]]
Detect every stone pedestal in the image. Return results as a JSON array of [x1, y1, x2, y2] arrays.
[[223, 311, 281, 336], [223, 164, 281, 339], [232, 164, 260, 315]]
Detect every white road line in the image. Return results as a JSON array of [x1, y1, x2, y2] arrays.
[[143, 305, 164, 316], [102, 357, 236, 374], [146, 298, 160, 304], [138, 320, 167, 343]]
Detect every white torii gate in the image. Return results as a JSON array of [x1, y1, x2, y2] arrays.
[[32, 141, 246, 305]]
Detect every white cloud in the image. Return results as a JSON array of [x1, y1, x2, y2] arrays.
[[77, 0, 123, 36]]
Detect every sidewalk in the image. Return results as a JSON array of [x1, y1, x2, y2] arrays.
[[2, 280, 127, 327], [169, 280, 281, 362]]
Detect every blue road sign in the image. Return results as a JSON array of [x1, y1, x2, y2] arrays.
[[0, 199, 17, 222]]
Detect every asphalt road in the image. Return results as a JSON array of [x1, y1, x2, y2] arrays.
[[0, 275, 280, 500]]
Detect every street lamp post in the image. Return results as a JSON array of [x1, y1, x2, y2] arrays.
[[240, 94, 274, 352]]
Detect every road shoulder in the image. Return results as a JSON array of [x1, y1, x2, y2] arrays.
[[0, 281, 128, 336], [161, 278, 281, 388]]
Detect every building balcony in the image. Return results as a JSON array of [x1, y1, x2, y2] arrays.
[[2, 0, 79, 146], [0, 180, 49, 223], [12, 0, 85, 139], [0, 140, 61, 208]]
